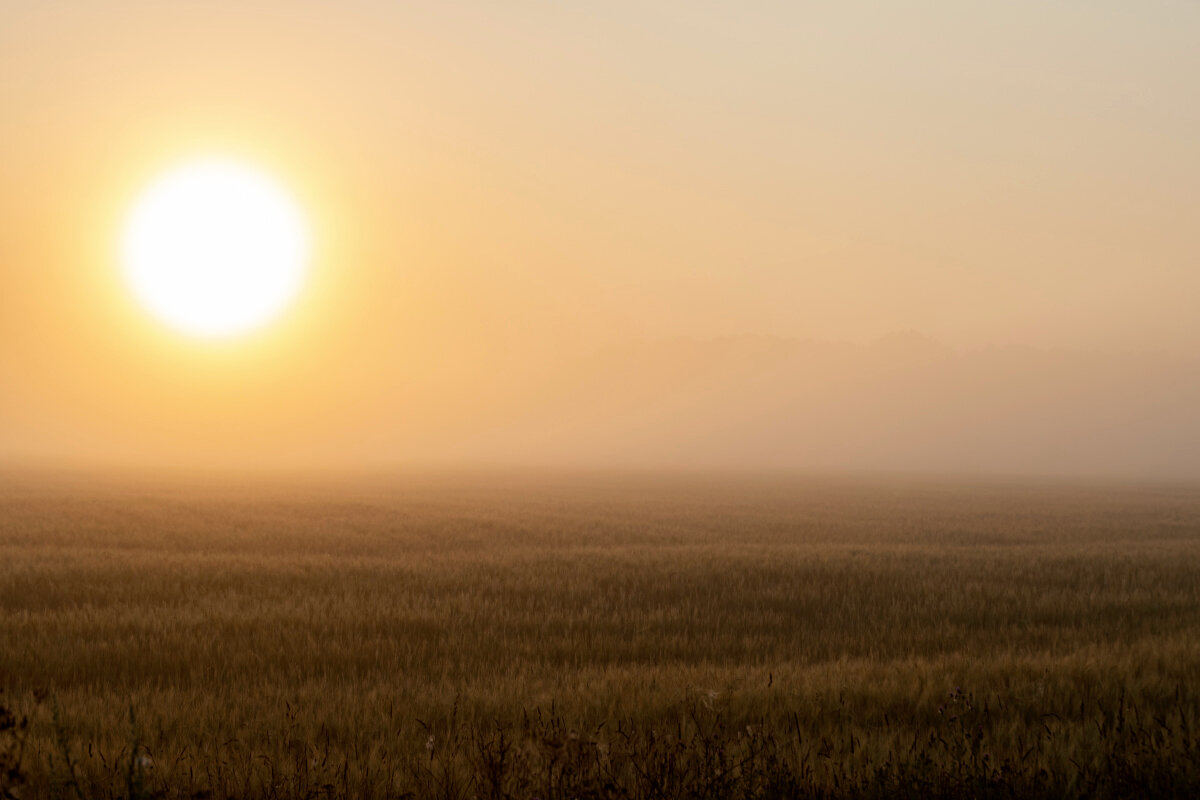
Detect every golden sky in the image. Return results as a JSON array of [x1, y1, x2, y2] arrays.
[[2, 1, 1198, 473]]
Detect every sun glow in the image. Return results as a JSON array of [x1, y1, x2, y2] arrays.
[[121, 158, 311, 339]]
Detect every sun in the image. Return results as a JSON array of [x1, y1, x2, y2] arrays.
[[120, 158, 311, 339]]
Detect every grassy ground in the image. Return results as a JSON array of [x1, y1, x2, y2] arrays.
[[2, 470, 1200, 797]]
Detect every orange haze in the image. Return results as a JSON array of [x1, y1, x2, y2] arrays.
[[2, 2, 1199, 477]]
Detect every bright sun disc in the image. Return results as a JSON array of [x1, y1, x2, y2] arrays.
[[121, 158, 311, 339]]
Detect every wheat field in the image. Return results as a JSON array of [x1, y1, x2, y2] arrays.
[[2, 470, 1200, 798]]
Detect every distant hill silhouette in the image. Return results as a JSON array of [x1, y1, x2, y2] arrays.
[[456, 334, 1200, 478], [6, 330, 1200, 479]]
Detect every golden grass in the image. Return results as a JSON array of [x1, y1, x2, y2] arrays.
[[2, 471, 1200, 797]]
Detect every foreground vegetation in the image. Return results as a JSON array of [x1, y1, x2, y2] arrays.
[[2, 470, 1200, 797]]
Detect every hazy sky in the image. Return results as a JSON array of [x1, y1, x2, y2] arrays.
[[2, 1, 1198, 471]]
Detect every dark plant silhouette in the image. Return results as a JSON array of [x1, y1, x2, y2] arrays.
[[16, 688, 1200, 799], [0, 698, 31, 800]]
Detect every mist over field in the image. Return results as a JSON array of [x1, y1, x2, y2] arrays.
[[458, 334, 1200, 477], [8, 332, 1200, 478]]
